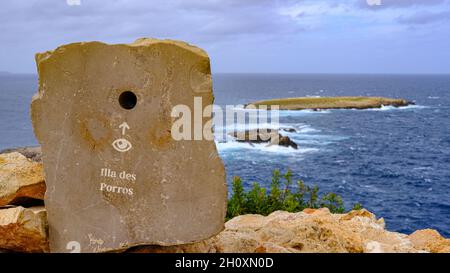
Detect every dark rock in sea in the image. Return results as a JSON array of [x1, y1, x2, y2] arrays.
[[229, 129, 279, 143], [229, 129, 298, 149], [282, 128, 297, 133], [277, 136, 298, 149]]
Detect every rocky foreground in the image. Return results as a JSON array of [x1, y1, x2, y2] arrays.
[[1, 148, 449, 253], [245, 96, 411, 110]]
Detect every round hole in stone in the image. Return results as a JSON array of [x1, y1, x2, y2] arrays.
[[119, 91, 137, 110]]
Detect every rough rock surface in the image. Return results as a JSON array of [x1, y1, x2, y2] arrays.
[[0, 206, 48, 253], [0, 152, 45, 206], [127, 208, 450, 253], [1, 206, 449, 253], [30, 38, 227, 252], [408, 229, 450, 253], [0, 146, 42, 162], [276, 136, 298, 149]]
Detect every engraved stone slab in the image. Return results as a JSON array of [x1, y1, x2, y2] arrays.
[[31, 38, 227, 253]]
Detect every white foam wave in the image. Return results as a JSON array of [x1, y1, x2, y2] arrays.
[[216, 140, 319, 155], [214, 122, 283, 132], [278, 109, 331, 116], [413, 166, 434, 171], [298, 134, 349, 141], [229, 107, 331, 115], [366, 104, 427, 111], [294, 139, 333, 146], [297, 125, 320, 133], [214, 122, 319, 140]]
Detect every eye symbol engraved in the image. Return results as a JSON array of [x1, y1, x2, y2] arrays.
[[112, 138, 132, 153]]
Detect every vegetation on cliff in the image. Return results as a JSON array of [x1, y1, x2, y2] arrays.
[[227, 169, 361, 219], [245, 96, 411, 110]]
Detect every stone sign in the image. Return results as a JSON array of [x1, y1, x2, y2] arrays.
[[31, 38, 227, 253]]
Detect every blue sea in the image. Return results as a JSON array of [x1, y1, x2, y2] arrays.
[[1, 73, 450, 237]]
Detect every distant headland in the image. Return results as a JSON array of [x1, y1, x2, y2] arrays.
[[245, 96, 413, 110]]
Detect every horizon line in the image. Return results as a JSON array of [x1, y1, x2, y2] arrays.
[[2, 71, 450, 76]]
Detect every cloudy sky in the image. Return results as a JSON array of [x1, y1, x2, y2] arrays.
[[1, 0, 450, 74]]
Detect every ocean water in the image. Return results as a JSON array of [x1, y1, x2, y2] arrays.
[[1, 73, 450, 237]]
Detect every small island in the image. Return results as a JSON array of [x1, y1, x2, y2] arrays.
[[245, 96, 412, 110]]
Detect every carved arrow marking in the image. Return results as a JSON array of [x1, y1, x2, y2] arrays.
[[119, 122, 130, 135]]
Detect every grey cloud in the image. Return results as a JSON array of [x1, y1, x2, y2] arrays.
[[0, 0, 304, 45], [2, 0, 449, 74]]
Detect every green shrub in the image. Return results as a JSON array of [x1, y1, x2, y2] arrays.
[[226, 169, 361, 220]]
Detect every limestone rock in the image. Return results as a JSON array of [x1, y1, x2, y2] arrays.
[[2, 206, 450, 253], [31, 38, 227, 253], [0, 206, 48, 253], [0, 152, 45, 206], [408, 229, 450, 253], [129, 209, 449, 253], [0, 146, 42, 162]]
